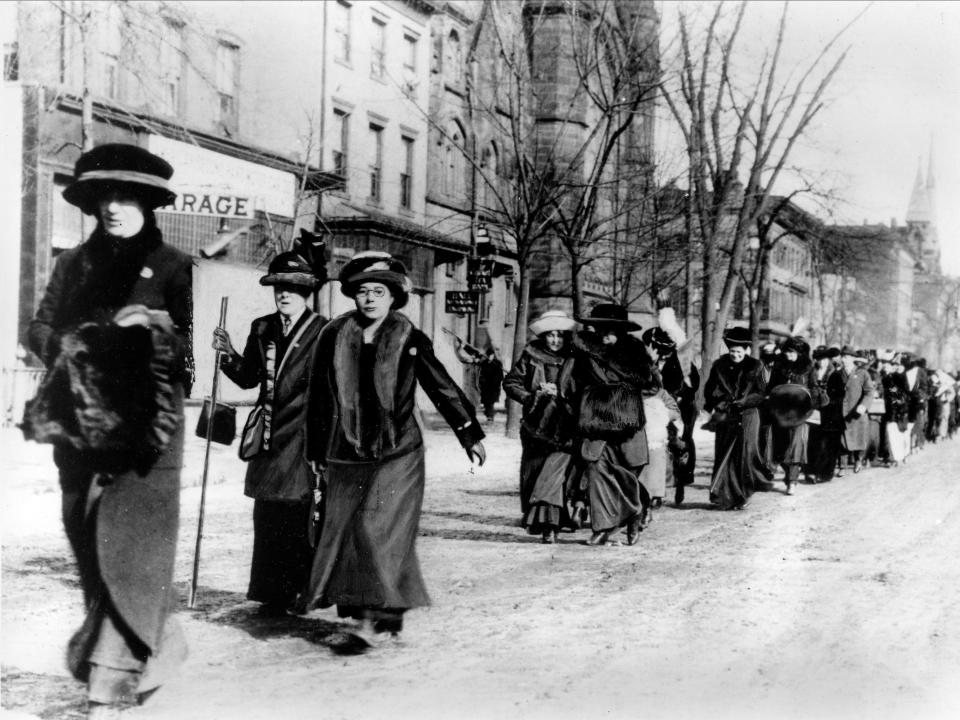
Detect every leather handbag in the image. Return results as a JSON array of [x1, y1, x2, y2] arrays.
[[195, 397, 236, 445], [238, 404, 267, 461]]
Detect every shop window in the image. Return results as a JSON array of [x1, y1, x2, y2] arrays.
[[51, 175, 83, 250]]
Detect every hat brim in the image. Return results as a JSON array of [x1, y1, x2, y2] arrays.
[[260, 272, 319, 289], [814, 348, 841, 360], [63, 177, 176, 215], [529, 318, 577, 336], [577, 317, 642, 331]]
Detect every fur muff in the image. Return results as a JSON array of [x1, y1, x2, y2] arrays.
[[577, 381, 644, 441], [21, 320, 179, 475]]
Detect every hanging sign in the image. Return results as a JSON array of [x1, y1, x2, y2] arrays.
[[467, 257, 493, 292], [445, 291, 479, 315]]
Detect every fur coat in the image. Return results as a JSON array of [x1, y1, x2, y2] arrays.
[[307, 310, 484, 464]]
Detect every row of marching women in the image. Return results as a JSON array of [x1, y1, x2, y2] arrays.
[[503, 305, 697, 546], [701, 329, 960, 511], [23, 141, 960, 718]]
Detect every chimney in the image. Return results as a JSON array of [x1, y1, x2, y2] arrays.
[[890, 217, 897, 228]]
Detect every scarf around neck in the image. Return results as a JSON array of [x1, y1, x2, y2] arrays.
[[74, 222, 163, 322], [333, 310, 414, 458]]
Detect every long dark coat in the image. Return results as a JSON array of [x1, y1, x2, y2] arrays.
[[569, 332, 659, 532], [220, 309, 326, 606], [306, 310, 484, 612], [27, 227, 191, 677], [768, 354, 817, 466], [703, 354, 770, 509], [839, 365, 875, 451], [805, 363, 843, 480], [221, 310, 325, 501]]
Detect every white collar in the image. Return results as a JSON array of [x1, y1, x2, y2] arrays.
[[279, 307, 306, 332]]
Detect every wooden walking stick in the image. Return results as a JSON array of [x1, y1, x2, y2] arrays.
[[189, 296, 228, 609]]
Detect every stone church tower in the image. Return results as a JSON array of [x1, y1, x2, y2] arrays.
[[905, 151, 941, 273]]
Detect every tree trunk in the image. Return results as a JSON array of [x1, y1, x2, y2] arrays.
[[571, 256, 585, 318], [749, 245, 771, 351], [504, 267, 532, 439]]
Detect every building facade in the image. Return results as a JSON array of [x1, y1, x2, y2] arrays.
[[6, 0, 530, 415]]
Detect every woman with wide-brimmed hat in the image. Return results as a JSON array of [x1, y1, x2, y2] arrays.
[[804, 345, 843, 482], [212, 251, 327, 616], [703, 327, 773, 510], [766, 336, 817, 495], [568, 304, 660, 545], [304, 251, 485, 650], [502, 309, 581, 543], [26, 143, 191, 718]]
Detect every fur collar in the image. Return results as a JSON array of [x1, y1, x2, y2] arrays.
[[333, 310, 413, 458], [573, 331, 656, 388]]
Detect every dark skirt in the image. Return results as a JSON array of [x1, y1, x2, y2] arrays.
[[584, 443, 644, 532], [58, 388, 186, 700], [843, 414, 870, 451], [864, 414, 885, 462], [667, 422, 697, 489], [771, 422, 809, 466], [709, 407, 771, 510], [523, 450, 578, 533], [307, 449, 430, 612], [248, 498, 313, 607], [518, 431, 558, 516], [805, 424, 841, 480]]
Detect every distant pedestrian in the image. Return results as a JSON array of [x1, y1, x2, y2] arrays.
[[25, 144, 191, 719], [640, 307, 697, 507], [907, 355, 929, 452], [767, 336, 816, 495], [881, 352, 911, 466], [837, 346, 875, 473], [213, 251, 326, 616], [502, 310, 580, 542], [305, 251, 485, 651], [805, 345, 843, 482], [478, 347, 505, 422]]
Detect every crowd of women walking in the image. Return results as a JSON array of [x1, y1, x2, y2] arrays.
[[18, 142, 960, 719]]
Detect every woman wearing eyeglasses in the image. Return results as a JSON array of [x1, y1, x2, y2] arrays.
[[304, 251, 485, 652]]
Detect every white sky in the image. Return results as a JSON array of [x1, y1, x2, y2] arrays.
[[657, 1, 960, 274]]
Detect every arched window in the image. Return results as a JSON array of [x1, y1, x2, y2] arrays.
[[479, 142, 498, 210], [445, 29, 462, 84], [443, 121, 466, 198]]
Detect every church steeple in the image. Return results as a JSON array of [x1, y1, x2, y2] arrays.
[[906, 157, 931, 225]]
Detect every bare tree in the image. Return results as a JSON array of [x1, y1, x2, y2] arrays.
[[429, 0, 662, 436], [661, 1, 859, 377]]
